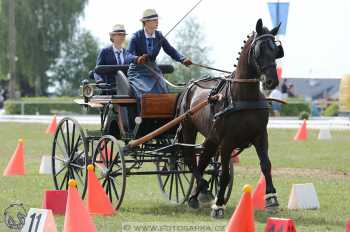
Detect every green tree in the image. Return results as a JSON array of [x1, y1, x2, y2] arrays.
[[48, 30, 99, 96], [0, 0, 88, 96], [161, 17, 212, 84]]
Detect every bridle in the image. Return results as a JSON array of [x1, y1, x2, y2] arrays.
[[231, 32, 279, 84]]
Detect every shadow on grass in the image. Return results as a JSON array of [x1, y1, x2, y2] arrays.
[[119, 202, 238, 220]]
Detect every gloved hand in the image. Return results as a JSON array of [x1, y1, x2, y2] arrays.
[[137, 54, 148, 65], [182, 58, 193, 67]]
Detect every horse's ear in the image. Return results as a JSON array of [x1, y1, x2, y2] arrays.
[[256, 19, 263, 35], [271, 22, 281, 36]]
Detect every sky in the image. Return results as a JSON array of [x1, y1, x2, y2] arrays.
[[80, 0, 350, 79]]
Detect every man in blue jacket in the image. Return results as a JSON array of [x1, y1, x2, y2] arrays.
[[94, 24, 132, 89], [127, 9, 192, 112]]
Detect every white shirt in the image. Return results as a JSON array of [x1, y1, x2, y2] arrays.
[[112, 45, 124, 64], [144, 29, 156, 38], [269, 89, 282, 100]]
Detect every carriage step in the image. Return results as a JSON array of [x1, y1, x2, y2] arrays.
[[151, 143, 203, 154]]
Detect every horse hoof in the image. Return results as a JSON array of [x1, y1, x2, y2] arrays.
[[265, 193, 279, 213], [210, 205, 225, 219], [198, 191, 215, 205], [188, 197, 200, 209]]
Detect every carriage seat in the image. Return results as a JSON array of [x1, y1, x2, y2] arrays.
[[93, 64, 175, 98], [141, 93, 178, 118]]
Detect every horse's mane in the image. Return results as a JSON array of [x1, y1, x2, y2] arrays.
[[234, 32, 256, 79]]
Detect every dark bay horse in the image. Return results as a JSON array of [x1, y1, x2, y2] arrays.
[[176, 19, 284, 218]]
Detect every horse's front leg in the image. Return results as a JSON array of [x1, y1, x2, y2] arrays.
[[211, 143, 231, 219], [253, 129, 279, 212]]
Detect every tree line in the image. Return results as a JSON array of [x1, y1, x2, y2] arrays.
[[0, 0, 212, 97]]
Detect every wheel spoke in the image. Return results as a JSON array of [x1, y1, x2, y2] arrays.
[[104, 141, 109, 167], [169, 174, 174, 201], [71, 150, 85, 163], [109, 168, 122, 176], [175, 172, 179, 203], [102, 178, 108, 188], [59, 127, 69, 156], [108, 179, 113, 202], [54, 156, 65, 163], [70, 136, 82, 160], [59, 172, 68, 190], [70, 163, 85, 169], [72, 167, 84, 185], [162, 174, 170, 191], [177, 173, 186, 198], [65, 120, 71, 155], [55, 165, 67, 177], [56, 141, 68, 159], [110, 178, 120, 200], [70, 124, 76, 153]]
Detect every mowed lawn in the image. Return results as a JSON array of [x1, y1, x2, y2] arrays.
[[1, 122, 350, 231]]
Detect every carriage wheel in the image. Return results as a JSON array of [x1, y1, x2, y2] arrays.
[[156, 155, 194, 204], [92, 135, 126, 210], [203, 154, 234, 204], [52, 117, 89, 197]]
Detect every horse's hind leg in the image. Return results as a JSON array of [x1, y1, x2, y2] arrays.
[[197, 138, 218, 205], [253, 129, 279, 212], [179, 123, 202, 209]]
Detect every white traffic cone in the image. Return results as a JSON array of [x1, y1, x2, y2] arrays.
[[39, 155, 62, 174], [288, 183, 320, 209], [318, 128, 332, 140]]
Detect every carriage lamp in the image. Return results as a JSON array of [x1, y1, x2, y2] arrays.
[[80, 79, 94, 98], [82, 84, 94, 98]]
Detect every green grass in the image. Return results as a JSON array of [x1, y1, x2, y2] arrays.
[[0, 122, 350, 231]]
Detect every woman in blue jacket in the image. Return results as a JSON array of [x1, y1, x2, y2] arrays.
[[127, 9, 192, 111]]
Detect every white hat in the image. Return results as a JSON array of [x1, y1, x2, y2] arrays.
[[140, 9, 159, 22], [109, 24, 127, 35]]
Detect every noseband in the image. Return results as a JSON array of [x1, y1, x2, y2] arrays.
[[249, 33, 277, 75]]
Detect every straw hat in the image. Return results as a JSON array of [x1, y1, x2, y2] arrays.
[[109, 24, 127, 35], [140, 9, 159, 22]]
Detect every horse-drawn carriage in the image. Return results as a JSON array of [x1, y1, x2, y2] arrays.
[[51, 64, 234, 210], [51, 19, 284, 217]]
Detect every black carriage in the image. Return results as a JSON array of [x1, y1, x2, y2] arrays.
[[51, 64, 234, 210]]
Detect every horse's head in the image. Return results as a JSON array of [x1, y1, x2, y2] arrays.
[[249, 19, 284, 90]]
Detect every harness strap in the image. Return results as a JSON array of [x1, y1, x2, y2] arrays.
[[214, 100, 270, 120]]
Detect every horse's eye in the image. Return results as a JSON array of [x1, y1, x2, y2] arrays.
[[267, 40, 275, 50]]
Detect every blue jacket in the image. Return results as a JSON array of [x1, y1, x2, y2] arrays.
[[127, 29, 185, 63], [93, 46, 132, 84]]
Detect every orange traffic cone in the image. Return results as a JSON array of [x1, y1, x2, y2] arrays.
[[294, 119, 308, 141], [226, 184, 255, 232], [346, 218, 350, 232], [46, 114, 57, 135], [86, 164, 115, 215], [63, 179, 97, 232], [252, 175, 266, 210], [3, 139, 25, 176]]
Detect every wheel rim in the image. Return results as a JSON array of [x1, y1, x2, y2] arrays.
[[92, 135, 126, 210], [157, 155, 194, 204], [204, 155, 234, 204], [52, 117, 88, 197]]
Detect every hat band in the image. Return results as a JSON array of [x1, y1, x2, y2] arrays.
[[142, 14, 158, 20], [112, 29, 126, 33]]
